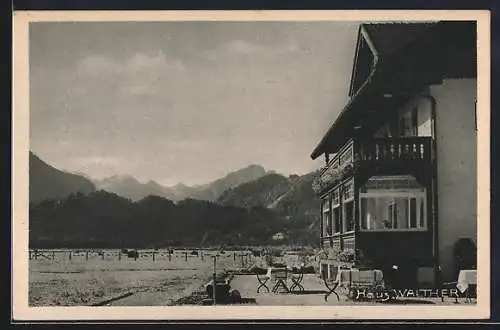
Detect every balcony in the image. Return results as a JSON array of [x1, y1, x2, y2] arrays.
[[358, 137, 433, 163], [312, 136, 433, 194]]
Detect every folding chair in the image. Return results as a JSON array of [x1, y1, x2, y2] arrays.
[[290, 270, 305, 292], [321, 265, 340, 302], [256, 270, 270, 293]]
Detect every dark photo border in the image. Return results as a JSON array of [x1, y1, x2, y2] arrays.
[[8, 0, 499, 326]]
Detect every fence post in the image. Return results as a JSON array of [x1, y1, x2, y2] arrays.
[[134, 251, 138, 261], [102, 251, 105, 260], [212, 255, 217, 305], [152, 252, 155, 261], [86, 251, 89, 261], [168, 250, 172, 262], [118, 252, 121, 261], [185, 252, 188, 262], [34, 250, 38, 260], [201, 251, 204, 262], [69, 251, 72, 261], [52, 251, 55, 261], [29, 250, 32, 260]]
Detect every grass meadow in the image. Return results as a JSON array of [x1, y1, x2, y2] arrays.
[[29, 249, 255, 306]]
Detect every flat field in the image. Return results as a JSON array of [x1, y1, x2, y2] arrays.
[[29, 249, 253, 306]]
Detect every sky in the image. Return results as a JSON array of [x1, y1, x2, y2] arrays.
[[29, 21, 360, 186]]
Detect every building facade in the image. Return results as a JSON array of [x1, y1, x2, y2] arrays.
[[311, 21, 477, 284]]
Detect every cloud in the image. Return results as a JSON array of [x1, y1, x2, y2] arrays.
[[125, 53, 184, 72], [76, 53, 184, 77], [203, 39, 301, 60], [76, 55, 119, 75], [69, 53, 186, 98], [225, 40, 269, 54], [119, 84, 159, 96]]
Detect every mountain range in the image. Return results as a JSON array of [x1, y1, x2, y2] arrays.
[[28, 151, 320, 247], [29, 151, 269, 203], [93, 164, 267, 202]]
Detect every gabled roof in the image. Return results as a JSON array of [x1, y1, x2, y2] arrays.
[[311, 21, 476, 160], [362, 22, 437, 57], [347, 22, 436, 97]]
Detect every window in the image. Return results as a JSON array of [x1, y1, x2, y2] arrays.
[[411, 107, 419, 136], [327, 196, 333, 234], [344, 201, 355, 232], [332, 189, 341, 234], [409, 197, 417, 228], [387, 202, 397, 229], [333, 207, 341, 233], [342, 179, 355, 232], [399, 117, 409, 137], [321, 198, 331, 237], [388, 118, 399, 137], [343, 179, 354, 200], [359, 175, 427, 231], [394, 106, 419, 138]]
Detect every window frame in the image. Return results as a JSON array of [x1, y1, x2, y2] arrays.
[[332, 188, 341, 235], [411, 106, 419, 136], [342, 179, 355, 233], [321, 198, 332, 237], [358, 189, 428, 232]]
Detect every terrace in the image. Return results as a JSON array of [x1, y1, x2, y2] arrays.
[[228, 273, 463, 306]]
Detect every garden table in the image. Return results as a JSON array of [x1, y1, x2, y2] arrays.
[[270, 267, 290, 293]]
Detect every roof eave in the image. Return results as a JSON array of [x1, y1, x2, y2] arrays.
[[310, 62, 379, 160]]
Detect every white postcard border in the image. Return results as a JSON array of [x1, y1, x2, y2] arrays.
[[12, 9, 491, 321]]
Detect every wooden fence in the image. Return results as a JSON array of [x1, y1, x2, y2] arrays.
[[28, 249, 254, 266]]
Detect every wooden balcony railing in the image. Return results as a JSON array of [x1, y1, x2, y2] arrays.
[[312, 136, 433, 194], [359, 137, 432, 162]]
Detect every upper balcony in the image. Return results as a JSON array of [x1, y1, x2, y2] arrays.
[[312, 136, 434, 194]]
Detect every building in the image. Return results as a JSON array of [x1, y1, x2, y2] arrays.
[[272, 232, 285, 241], [310, 21, 477, 284]]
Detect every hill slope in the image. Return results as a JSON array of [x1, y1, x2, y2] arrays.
[[216, 171, 321, 245], [217, 173, 293, 208], [29, 152, 96, 204], [193, 164, 267, 201]]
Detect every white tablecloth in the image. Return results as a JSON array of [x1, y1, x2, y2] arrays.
[[457, 269, 477, 293], [337, 269, 384, 287]]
